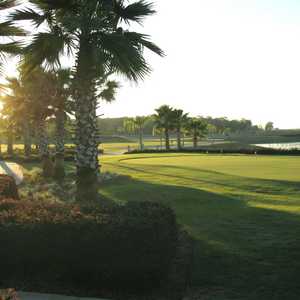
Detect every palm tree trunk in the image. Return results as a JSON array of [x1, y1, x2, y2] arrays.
[[54, 109, 66, 180], [23, 120, 32, 157], [176, 127, 182, 150], [73, 41, 99, 202], [193, 131, 198, 148], [37, 118, 53, 177], [7, 124, 13, 156], [139, 128, 144, 151], [165, 128, 170, 150]]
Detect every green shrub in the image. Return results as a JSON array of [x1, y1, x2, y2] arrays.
[[0, 289, 19, 300], [0, 199, 178, 294], [0, 175, 19, 200]]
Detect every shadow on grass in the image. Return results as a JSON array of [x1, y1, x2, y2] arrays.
[[102, 177, 300, 300], [107, 161, 300, 197]]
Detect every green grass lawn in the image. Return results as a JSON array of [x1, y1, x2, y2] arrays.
[[99, 153, 300, 300]]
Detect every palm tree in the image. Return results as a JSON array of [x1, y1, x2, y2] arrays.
[[152, 125, 164, 150], [0, 0, 25, 73], [20, 67, 56, 176], [154, 105, 174, 151], [172, 109, 188, 150], [48, 69, 72, 180], [133, 116, 148, 151], [1, 77, 28, 156], [10, 0, 163, 201], [186, 118, 208, 148], [123, 118, 136, 136]]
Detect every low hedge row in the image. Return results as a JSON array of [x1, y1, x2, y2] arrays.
[[0, 175, 19, 200], [0, 148, 104, 163], [127, 148, 300, 156], [0, 199, 178, 295]]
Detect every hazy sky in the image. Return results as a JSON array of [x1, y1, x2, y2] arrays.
[[5, 0, 300, 128]]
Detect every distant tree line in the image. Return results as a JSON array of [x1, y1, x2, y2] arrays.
[[98, 110, 272, 138]]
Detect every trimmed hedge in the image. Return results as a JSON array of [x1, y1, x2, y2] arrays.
[[0, 147, 104, 163], [0, 175, 19, 200], [0, 200, 178, 295], [127, 148, 300, 156]]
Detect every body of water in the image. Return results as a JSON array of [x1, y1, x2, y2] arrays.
[[256, 142, 300, 150]]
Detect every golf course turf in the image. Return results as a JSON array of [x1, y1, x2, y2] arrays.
[[101, 153, 300, 299]]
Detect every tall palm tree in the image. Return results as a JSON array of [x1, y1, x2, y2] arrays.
[[123, 118, 136, 136], [132, 116, 148, 151], [10, 0, 163, 201], [154, 105, 174, 151], [20, 67, 56, 176], [50, 68, 119, 180], [48, 69, 72, 180], [0, 0, 25, 73], [172, 109, 188, 150], [186, 118, 208, 149], [152, 125, 164, 150]]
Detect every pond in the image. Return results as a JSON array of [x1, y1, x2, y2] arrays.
[[256, 142, 300, 150]]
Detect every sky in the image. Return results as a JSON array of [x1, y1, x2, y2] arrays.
[[4, 0, 300, 129]]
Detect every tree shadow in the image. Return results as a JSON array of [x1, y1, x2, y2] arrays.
[[102, 178, 300, 299], [107, 160, 300, 200]]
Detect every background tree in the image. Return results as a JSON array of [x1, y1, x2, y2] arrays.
[[154, 105, 175, 151], [11, 0, 164, 201], [132, 116, 148, 151], [123, 118, 136, 136], [265, 122, 274, 131], [172, 109, 188, 150], [20, 68, 56, 176], [186, 118, 208, 148], [1, 77, 27, 156], [0, 0, 25, 74], [47, 69, 73, 180], [152, 125, 164, 150]]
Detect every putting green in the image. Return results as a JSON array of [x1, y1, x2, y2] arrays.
[[117, 154, 300, 182]]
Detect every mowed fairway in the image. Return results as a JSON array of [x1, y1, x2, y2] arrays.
[[101, 154, 300, 299]]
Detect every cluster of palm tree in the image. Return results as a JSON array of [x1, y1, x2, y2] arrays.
[[124, 116, 149, 150], [153, 105, 208, 150], [1, 67, 73, 178], [0, 0, 163, 201], [126, 106, 208, 151]]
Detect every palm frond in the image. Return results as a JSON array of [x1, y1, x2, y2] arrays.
[[29, 0, 76, 10], [124, 31, 164, 56], [0, 41, 23, 54], [0, 21, 26, 37], [9, 8, 47, 27], [115, 0, 155, 24], [0, 0, 19, 10], [98, 80, 120, 102], [22, 29, 73, 73], [99, 32, 152, 81]]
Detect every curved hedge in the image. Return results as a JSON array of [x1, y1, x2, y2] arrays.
[[127, 148, 300, 156], [0, 200, 178, 294]]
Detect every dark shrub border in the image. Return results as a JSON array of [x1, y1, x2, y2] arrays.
[[0, 147, 104, 164], [0, 175, 19, 200], [127, 148, 300, 156], [0, 200, 178, 296]]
